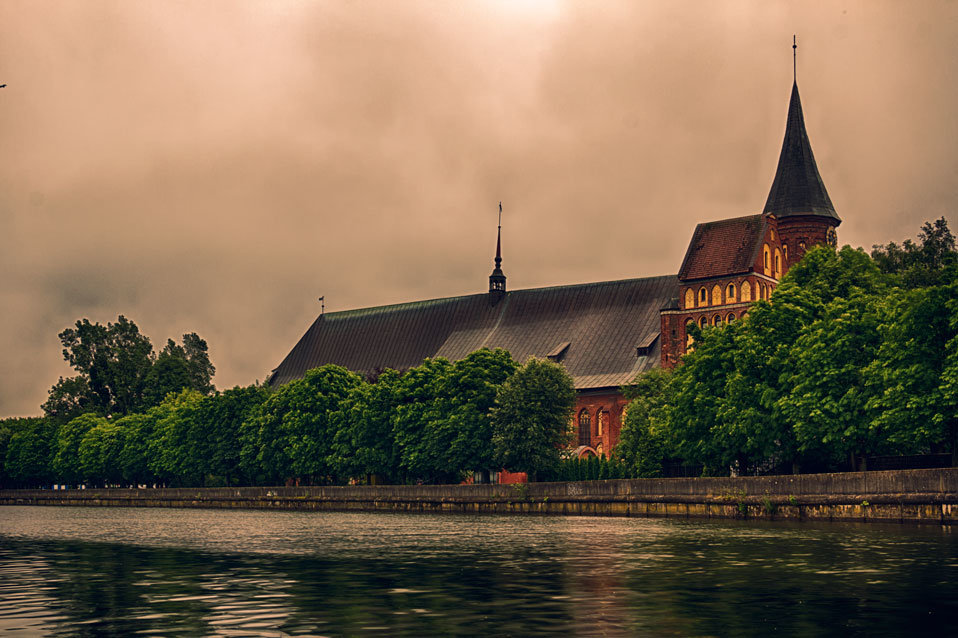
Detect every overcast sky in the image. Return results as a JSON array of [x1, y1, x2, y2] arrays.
[[1, 1, 956, 417]]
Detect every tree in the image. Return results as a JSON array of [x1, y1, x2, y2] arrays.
[[146, 389, 206, 486], [112, 412, 158, 487], [244, 365, 362, 485], [52, 413, 107, 486], [393, 358, 455, 484], [141, 334, 216, 407], [422, 349, 519, 482], [329, 369, 403, 484], [42, 376, 93, 424], [79, 420, 127, 487], [4, 418, 56, 488], [47, 315, 155, 417], [491, 358, 576, 481], [871, 217, 956, 289], [616, 368, 671, 477]]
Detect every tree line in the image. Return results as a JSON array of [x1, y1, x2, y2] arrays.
[[615, 218, 958, 477], [1, 347, 577, 488]]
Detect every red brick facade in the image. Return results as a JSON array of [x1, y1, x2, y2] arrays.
[[580, 211, 837, 458]]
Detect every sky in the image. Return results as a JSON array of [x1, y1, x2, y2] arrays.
[[1, 1, 956, 417]]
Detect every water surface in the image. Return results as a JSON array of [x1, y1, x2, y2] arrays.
[[1, 506, 955, 636]]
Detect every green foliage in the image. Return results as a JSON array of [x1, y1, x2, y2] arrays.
[[871, 217, 957, 289], [53, 413, 108, 485], [491, 358, 576, 481], [43, 317, 216, 420], [329, 369, 404, 484], [617, 368, 671, 477], [3, 418, 56, 487], [244, 365, 362, 485]]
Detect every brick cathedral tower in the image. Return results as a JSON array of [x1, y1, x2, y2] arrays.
[[763, 38, 841, 268]]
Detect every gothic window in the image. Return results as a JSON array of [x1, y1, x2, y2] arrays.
[[713, 315, 722, 326], [578, 410, 591, 446], [699, 316, 708, 329], [685, 288, 695, 309], [727, 283, 736, 303], [597, 411, 607, 437], [698, 287, 707, 307], [741, 280, 752, 302], [783, 243, 789, 262], [726, 312, 735, 323], [711, 284, 722, 306], [774, 248, 783, 278], [763, 244, 772, 276], [686, 319, 695, 349]]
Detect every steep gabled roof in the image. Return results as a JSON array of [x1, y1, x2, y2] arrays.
[[763, 82, 839, 221], [269, 275, 678, 391], [678, 214, 766, 281]]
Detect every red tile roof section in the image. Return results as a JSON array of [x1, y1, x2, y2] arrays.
[[678, 214, 766, 281]]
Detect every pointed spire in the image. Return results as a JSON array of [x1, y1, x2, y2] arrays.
[[489, 201, 506, 302], [763, 40, 839, 221]]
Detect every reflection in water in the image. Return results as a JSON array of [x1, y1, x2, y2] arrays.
[[0, 506, 956, 636]]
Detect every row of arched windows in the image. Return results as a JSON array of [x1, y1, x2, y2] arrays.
[[684, 279, 775, 309]]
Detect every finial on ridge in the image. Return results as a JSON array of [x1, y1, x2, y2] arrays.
[[793, 35, 797, 83]]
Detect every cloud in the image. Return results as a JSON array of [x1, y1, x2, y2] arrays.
[[1, 0, 955, 415]]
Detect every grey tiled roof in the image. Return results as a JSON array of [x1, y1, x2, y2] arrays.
[[270, 275, 678, 391], [763, 82, 839, 221]]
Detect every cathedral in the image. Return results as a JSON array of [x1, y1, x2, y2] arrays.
[[269, 54, 840, 459]]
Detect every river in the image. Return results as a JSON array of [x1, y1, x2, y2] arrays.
[[0, 506, 955, 636]]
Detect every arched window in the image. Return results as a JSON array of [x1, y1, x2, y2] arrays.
[[711, 284, 722, 306], [783, 243, 789, 263], [726, 312, 735, 323], [763, 244, 772, 276], [699, 316, 708, 329], [686, 319, 695, 349], [741, 280, 752, 302], [774, 248, 783, 278], [714, 315, 722, 326], [578, 410, 591, 446], [727, 283, 736, 303], [597, 411, 607, 437], [685, 288, 695, 309], [698, 287, 707, 307]]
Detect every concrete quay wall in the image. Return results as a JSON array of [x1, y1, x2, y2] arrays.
[[2, 468, 956, 525]]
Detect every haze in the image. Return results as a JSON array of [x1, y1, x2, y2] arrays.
[[1, 1, 956, 417]]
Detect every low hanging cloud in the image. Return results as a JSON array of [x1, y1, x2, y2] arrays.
[[1, 1, 955, 416]]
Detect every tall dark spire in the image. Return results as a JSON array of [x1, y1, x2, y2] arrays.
[[763, 39, 839, 221], [489, 202, 506, 302]]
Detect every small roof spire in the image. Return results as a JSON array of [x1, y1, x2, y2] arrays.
[[489, 201, 506, 302]]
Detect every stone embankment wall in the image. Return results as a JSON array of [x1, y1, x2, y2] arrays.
[[2, 468, 956, 525]]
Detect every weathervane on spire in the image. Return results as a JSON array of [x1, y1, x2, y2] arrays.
[[793, 35, 797, 83]]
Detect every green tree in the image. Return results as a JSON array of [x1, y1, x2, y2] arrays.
[[79, 420, 127, 486], [141, 334, 216, 408], [779, 293, 887, 470], [867, 282, 958, 463], [52, 413, 107, 486], [244, 365, 362, 485], [147, 389, 206, 486], [871, 217, 957, 289], [329, 370, 403, 484], [491, 358, 576, 481], [52, 315, 155, 417], [41, 376, 93, 424], [112, 412, 158, 487], [422, 349, 519, 483], [394, 358, 455, 484], [617, 368, 671, 477], [4, 418, 56, 488]]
